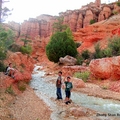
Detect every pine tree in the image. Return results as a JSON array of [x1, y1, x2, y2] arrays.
[[0, 0, 11, 23]]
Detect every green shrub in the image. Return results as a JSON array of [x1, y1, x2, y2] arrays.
[[0, 62, 6, 72], [90, 19, 96, 24], [81, 50, 90, 60], [52, 17, 68, 33], [5, 85, 14, 95], [73, 71, 90, 82], [75, 42, 81, 48], [8, 43, 21, 52], [112, 11, 118, 15], [46, 31, 77, 63], [76, 55, 84, 65], [18, 81, 26, 92], [116, 2, 120, 6], [108, 36, 120, 56], [102, 48, 112, 57], [93, 43, 104, 59], [0, 25, 14, 60], [20, 45, 32, 55], [0, 48, 7, 60]]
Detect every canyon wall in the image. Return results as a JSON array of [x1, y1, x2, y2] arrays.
[[6, 1, 120, 40]]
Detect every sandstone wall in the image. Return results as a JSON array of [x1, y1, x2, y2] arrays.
[[7, 2, 120, 39]]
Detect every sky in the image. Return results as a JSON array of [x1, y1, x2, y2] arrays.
[[4, 0, 117, 23]]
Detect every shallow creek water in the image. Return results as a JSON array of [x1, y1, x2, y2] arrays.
[[30, 66, 120, 120]]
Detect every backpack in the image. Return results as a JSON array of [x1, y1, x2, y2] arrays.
[[4, 66, 9, 75]]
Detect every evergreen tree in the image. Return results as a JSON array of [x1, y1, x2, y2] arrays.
[[0, 0, 11, 23], [0, 25, 14, 60], [46, 31, 77, 63], [52, 17, 68, 33]]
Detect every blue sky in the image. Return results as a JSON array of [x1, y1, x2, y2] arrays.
[[5, 0, 116, 23]]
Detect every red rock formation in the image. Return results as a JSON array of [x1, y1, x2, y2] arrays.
[[98, 6, 112, 21], [68, 11, 79, 31], [89, 56, 120, 80], [6, 1, 120, 40], [76, 13, 83, 30], [20, 21, 40, 39], [95, 0, 101, 7], [83, 9, 94, 27], [113, 3, 120, 13], [4, 52, 35, 83], [112, 28, 120, 36]]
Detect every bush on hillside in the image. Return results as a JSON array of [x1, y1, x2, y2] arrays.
[[108, 36, 120, 56], [112, 11, 118, 15], [52, 17, 68, 33], [73, 71, 90, 82], [0, 25, 14, 60], [75, 42, 81, 48], [102, 48, 112, 57], [0, 48, 7, 60], [0, 62, 6, 72], [81, 50, 90, 60], [90, 19, 96, 24], [93, 43, 104, 59], [116, 2, 120, 6], [76, 54, 84, 65], [46, 31, 77, 63], [20, 45, 32, 55], [8, 43, 21, 52]]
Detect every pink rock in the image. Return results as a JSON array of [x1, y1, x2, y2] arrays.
[[98, 6, 111, 21], [72, 78, 86, 88], [89, 56, 120, 80], [83, 10, 94, 27]]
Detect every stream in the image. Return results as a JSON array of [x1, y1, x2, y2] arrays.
[[30, 66, 120, 120]]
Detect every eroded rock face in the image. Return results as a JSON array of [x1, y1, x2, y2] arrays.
[[6, 52, 34, 71], [20, 21, 40, 39], [7, 2, 120, 39], [76, 13, 83, 30], [68, 11, 79, 31], [95, 0, 101, 7], [98, 6, 112, 21], [89, 56, 120, 80], [83, 9, 94, 27], [4, 52, 35, 83]]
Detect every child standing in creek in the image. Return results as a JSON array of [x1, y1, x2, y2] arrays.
[[64, 76, 73, 104]]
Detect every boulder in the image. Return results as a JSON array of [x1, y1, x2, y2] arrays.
[[72, 77, 86, 88], [14, 71, 32, 82], [89, 56, 120, 80], [59, 55, 77, 66]]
